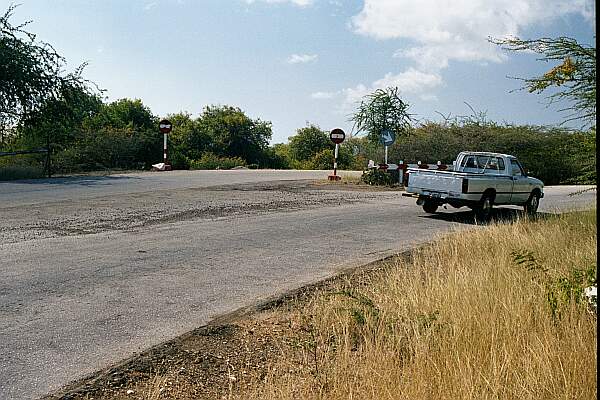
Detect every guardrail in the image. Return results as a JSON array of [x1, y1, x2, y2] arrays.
[[0, 148, 51, 178], [367, 160, 451, 185]]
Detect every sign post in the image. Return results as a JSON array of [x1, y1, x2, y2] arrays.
[[379, 129, 396, 165], [328, 128, 345, 181], [159, 119, 173, 171]]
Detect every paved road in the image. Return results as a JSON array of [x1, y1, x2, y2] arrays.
[[0, 171, 595, 399], [0, 169, 355, 208]]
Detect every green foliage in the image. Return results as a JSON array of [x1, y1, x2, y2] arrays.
[[17, 85, 103, 151], [306, 148, 335, 170], [259, 146, 289, 169], [288, 124, 332, 162], [386, 121, 596, 185], [351, 87, 412, 142], [0, 5, 98, 133], [305, 146, 355, 170], [361, 168, 396, 186], [546, 265, 596, 320], [199, 105, 272, 166], [282, 125, 361, 170], [188, 152, 247, 170], [0, 153, 45, 180], [511, 249, 597, 320], [491, 36, 596, 128], [1, 94, 161, 174], [50, 127, 160, 173], [84, 98, 157, 131]]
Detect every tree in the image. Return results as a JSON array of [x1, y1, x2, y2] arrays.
[[350, 87, 412, 142], [17, 84, 102, 149], [288, 124, 332, 162], [85, 98, 157, 131], [491, 36, 596, 128], [0, 5, 96, 136], [166, 112, 212, 168], [198, 105, 272, 165]]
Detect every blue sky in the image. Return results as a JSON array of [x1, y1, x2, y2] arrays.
[[5, 0, 596, 143]]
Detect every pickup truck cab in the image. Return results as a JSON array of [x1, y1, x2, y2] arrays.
[[403, 152, 544, 219]]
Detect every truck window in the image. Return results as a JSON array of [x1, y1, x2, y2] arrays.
[[496, 157, 505, 171], [462, 156, 476, 168], [510, 159, 523, 176], [476, 156, 491, 169]]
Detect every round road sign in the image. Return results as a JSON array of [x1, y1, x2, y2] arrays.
[[329, 128, 346, 144], [159, 119, 173, 134], [379, 129, 395, 146]]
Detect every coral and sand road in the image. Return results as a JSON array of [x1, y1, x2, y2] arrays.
[[0, 169, 595, 399]]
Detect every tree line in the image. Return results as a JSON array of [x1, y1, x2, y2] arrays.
[[1, 5, 595, 185]]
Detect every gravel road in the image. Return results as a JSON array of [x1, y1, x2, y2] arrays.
[[0, 170, 595, 399]]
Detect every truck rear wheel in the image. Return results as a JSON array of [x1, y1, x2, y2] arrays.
[[423, 200, 439, 214]]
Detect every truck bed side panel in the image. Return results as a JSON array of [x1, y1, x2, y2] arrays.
[[409, 171, 463, 194]]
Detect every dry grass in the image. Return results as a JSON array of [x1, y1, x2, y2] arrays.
[[238, 210, 597, 400]]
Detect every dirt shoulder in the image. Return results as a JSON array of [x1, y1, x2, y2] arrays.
[[1, 180, 401, 244], [43, 253, 402, 400]]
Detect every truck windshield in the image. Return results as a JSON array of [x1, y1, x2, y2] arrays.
[[461, 155, 501, 172]]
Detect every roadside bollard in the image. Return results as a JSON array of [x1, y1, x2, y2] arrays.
[[399, 160, 408, 185]]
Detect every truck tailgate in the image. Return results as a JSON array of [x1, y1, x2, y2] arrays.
[[409, 171, 463, 194]]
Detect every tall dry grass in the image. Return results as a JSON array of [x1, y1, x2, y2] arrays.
[[241, 211, 597, 400]]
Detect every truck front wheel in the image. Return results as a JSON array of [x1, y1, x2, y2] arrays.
[[524, 191, 540, 215], [422, 200, 439, 214]]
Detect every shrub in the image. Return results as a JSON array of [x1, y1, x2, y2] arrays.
[[188, 153, 247, 170], [0, 153, 47, 180], [361, 168, 397, 186]]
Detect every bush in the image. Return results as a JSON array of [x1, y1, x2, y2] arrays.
[[50, 128, 159, 173], [188, 153, 247, 170], [387, 123, 596, 185], [0, 153, 47, 180], [0, 164, 45, 180], [361, 168, 397, 186]]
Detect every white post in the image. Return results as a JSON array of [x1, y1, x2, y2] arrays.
[[384, 146, 388, 165], [163, 133, 167, 164], [333, 143, 339, 176], [399, 160, 403, 185]]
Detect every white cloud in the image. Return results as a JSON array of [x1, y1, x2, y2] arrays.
[[372, 68, 442, 93], [144, 2, 157, 11], [339, 68, 443, 110], [287, 53, 318, 64], [245, 0, 314, 6], [352, 0, 595, 71], [311, 91, 338, 99]]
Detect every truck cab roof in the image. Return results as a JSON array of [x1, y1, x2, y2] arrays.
[[457, 151, 515, 159]]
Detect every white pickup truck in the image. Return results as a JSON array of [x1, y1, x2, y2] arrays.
[[403, 152, 544, 219]]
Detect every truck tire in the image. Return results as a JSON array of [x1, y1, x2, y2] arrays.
[[524, 191, 540, 215], [422, 200, 439, 214], [475, 194, 494, 221]]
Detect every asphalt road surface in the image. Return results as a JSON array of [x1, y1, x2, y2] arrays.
[[0, 170, 595, 399]]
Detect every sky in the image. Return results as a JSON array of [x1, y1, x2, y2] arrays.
[[4, 0, 596, 143]]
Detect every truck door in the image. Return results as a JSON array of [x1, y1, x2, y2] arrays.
[[509, 159, 530, 204], [491, 157, 512, 204]]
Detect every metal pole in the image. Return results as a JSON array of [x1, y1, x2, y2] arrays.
[[333, 143, 339, 176], [384, 146, 388, 165], [163, 133, 167, 165]]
